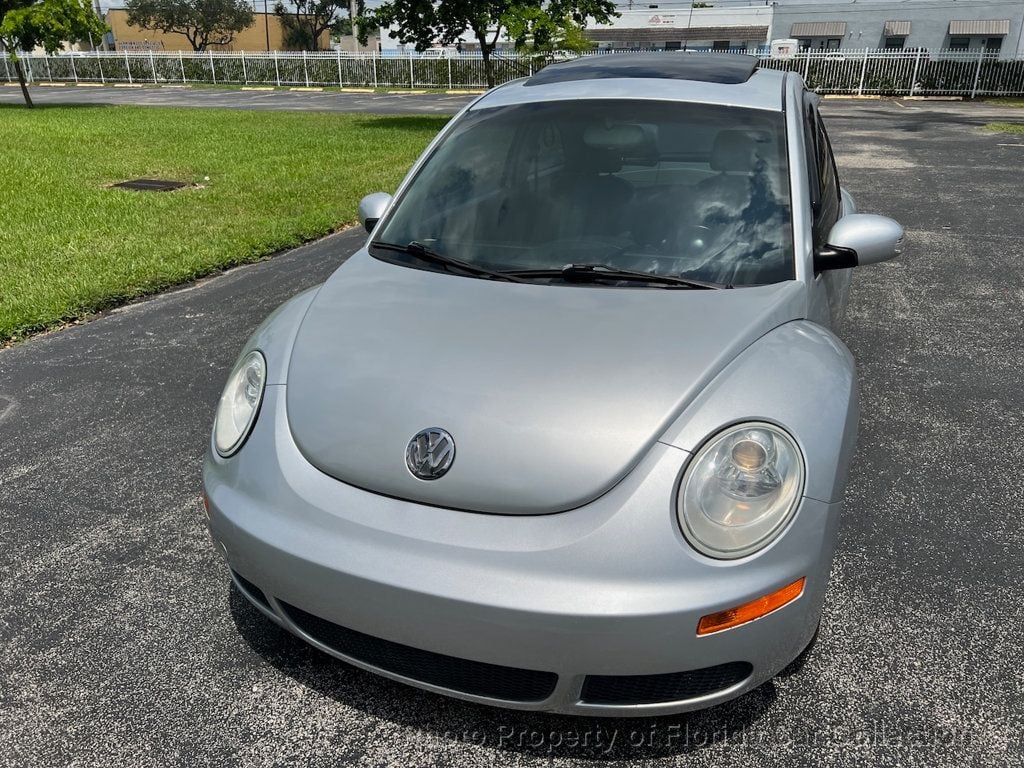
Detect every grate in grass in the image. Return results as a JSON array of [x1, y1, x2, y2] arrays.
[[112, 178, 192, 192]]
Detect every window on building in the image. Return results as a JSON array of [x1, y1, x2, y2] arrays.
[[712, 40, 731, 51], [884, 36, 906, 49], [825, 38, 841, 49], [949, 37, 970, 51], [665, 41, 681, 50], [984, 37, 1003, 53]]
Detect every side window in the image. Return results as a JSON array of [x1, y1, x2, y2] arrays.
[[809, 108, 841, 247]]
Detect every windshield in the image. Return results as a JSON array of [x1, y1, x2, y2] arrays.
[[374, 99, 794, 287]]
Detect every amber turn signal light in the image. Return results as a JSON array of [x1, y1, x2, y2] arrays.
[[697, 577, 806, 636]]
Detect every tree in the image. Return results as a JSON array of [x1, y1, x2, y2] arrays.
[[0, 0, 107, 107], [124, 0, 254, 52], [366, 0, 617, 88], [274, 0, 344, 51], [332, 0, 364, 40], [503, 7, 594, 54]]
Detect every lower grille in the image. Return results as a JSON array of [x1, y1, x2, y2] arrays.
[[231, 570, 271, 612], [280, 601, 558, 703], [580, 661, 752, 705]]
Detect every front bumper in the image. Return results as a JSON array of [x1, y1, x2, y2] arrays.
[[204, 386, 841, 716]]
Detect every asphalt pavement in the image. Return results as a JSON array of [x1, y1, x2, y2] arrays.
[[1, 99, 1023, 767], [0, 83, 474, 113]]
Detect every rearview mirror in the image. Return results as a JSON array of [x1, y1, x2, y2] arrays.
[[815, 214, 904, 271], [358, 192, 392, 234]]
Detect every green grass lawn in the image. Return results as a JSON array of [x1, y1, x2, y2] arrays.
[[984, 98, 1024, 108], [0, 105, 448, 342], [984, 122, 1024, 134]]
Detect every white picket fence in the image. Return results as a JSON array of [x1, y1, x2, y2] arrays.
[[5, 48, 1024, 97]]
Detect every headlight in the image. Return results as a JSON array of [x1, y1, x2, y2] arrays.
[[677, 422, 804, 559], [214, 350, 266, 457]]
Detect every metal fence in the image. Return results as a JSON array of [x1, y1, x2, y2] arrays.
[[758, 49, 1024, 97], [5, 48, 1024, 97]]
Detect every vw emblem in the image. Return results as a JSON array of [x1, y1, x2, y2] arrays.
[[406, 428, 455, 480]]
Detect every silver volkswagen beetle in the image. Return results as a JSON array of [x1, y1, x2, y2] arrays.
[[203, 54, 903, 716]]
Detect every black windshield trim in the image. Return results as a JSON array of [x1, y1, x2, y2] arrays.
[[507, 264, 723, 289], [370, 240, 528, 283]]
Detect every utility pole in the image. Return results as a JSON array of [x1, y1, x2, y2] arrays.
[[94, 0, 107, 50], [682, 1, 695, 51], [349, 0, 360, 49], [80, 0, 96, 51], [264, 0, 271, 51]]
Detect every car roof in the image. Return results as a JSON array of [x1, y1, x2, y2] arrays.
[[473, 54, 788, 113], [525, 52, 759, 86]]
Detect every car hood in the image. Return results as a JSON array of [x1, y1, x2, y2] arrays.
[[286, 252, 806, 515]]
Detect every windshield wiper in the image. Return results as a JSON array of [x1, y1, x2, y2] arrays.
[[507, 263, 723, 289], [371, 240, 527, 283]]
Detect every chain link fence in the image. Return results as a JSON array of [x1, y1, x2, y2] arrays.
[[5, 49, 1024, 97]]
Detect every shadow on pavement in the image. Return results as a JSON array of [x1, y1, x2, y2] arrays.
[[229, 583, 777, 760]]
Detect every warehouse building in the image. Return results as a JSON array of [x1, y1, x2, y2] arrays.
[[771, 1, 1023, 55], [584, 7, 773, 53], [102, 9, 330, 52], [576, 0, 1024, 58]]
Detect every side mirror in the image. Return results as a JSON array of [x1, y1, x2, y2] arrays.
[[358, 192, 392, 234], [815, 214, 904, 271]]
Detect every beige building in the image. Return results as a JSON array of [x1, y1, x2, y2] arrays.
[[334, 33, 380, 53], [105, 9, 330, 52]]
